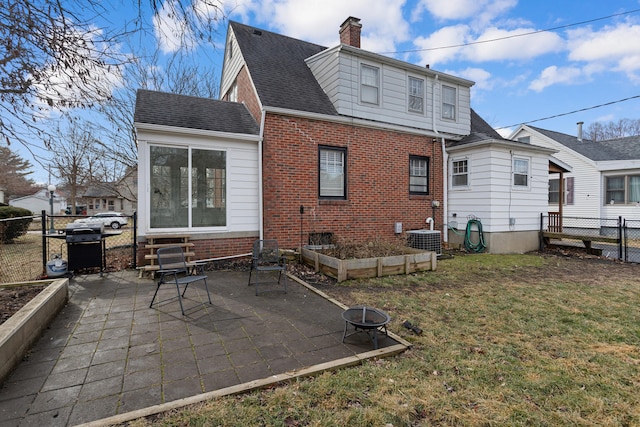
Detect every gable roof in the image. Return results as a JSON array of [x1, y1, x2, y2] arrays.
[[229, 21, 338, 116], [134, 89, 260, 135], [528, 125, 640, 161]]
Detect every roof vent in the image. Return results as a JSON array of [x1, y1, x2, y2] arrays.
[[253, 29, 262, 36], [577, 121, 584, 142]]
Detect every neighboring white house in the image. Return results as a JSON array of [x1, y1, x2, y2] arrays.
[[445, 110, 556, 253], [9, 188, 66, 215], [510, 123, 640, 222]]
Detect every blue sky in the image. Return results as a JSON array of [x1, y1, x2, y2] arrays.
[[18, 0, 640, 183], [207, 0, 640, 136]]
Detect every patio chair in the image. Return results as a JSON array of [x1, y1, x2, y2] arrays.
[[150, 246, 212, 315], [248, 239, 287, 295]]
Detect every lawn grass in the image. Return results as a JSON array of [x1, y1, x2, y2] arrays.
[[126, 252, 640, 426]]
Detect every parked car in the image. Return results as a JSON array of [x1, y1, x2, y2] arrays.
[[74, 212, 128, 229]]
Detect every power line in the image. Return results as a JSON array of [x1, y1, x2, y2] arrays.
[[495, 95, 640, 130], [380, 8, 640, 55]]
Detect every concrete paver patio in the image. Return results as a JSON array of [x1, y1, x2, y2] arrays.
[[0, 269, 408, 427]]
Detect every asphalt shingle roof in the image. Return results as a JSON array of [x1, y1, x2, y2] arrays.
[[448, 109, 512, 146], [134, 89, 260, 135], [529, 125, 640, 161], [230, 21, 338, 116]]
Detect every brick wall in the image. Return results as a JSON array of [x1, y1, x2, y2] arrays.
[[261, 113, 444, 249]]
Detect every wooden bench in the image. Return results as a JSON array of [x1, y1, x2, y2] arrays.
[[138, 234, 194, 277], [541, 232, 619, 254]]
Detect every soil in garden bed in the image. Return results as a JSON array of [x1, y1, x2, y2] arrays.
[[0, 285, 47, 326]]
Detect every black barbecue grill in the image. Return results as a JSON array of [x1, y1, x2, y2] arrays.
[[65, 223, 105, 272]]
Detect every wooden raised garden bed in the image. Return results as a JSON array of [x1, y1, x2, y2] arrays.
[[301, 246, 437, 282]]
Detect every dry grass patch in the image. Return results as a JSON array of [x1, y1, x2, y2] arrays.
[[122, 252, 640, 427]]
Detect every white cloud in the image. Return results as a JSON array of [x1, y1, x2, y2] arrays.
[[224, 0, 409, 51], [454, 67, 492, 90], [413, 25, 470, 66], [528, 65, 583, 92], [567, 22, 640, 83], [412, 0, 516, 25]]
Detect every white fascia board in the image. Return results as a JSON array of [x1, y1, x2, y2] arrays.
[[446, 138, 557, 155], [596, 159, 640, 172], [134, 122, 262, 143], [262, 106, 462, 140]]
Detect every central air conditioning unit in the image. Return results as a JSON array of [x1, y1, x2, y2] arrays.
[[407, 230, 442, 255]]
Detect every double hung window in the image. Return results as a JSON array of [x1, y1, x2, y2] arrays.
[[451, 159, 468, 187], [408, 77, 424, 113], [409, 155, 429, 194], [319, 146, 346, 199], [442, 85, 456, 120], [513, 157, 529, 188], [361, 64, 379, 105]]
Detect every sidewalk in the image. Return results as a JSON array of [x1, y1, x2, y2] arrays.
[[0, 269, 408, 427]]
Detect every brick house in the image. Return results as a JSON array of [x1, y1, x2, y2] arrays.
[[134, 17, 476, 259]]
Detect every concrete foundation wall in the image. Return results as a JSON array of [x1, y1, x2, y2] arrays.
[[447, 230, 540, 254]]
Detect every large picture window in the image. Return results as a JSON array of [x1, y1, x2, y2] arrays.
[[319, 146, 346, 199], [150, 145, 226, 229], [410, 155, 429, 194], [605, 175, 640, 204]]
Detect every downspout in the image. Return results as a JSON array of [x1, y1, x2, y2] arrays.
[[258, 108, 266, 241], [432, 75, 448, 243]]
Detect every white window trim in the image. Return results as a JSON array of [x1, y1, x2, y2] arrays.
[[450, 157, 470, 189], [512, 156, 531, 190], [408, 76, 425, 114], [360, 63, 380, 106], [147, 142, 229, 231], [442, 84, 457, 121]]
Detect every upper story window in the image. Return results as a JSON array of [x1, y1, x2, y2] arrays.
[[605, 175, 640, 204], [513, 157, 529, 188], [442, 85, 456, 120], [227, 39, 233, 60], [452, 159, 468, 187], [361, 64, 379, 105], [408, 77, 424, 113], [409, 155, 429, 194], [319, 146, 347, 199], [228, 81, 238, 102]]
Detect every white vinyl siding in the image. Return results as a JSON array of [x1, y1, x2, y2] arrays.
[[447, 146, 549, 233], [306, 47, 472, 136], [136, 128, 260, 237]]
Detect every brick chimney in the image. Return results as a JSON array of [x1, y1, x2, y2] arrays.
[[339, 17, 362, 48]]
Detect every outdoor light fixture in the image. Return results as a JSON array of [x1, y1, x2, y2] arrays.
[[47, 184, 56, 234]]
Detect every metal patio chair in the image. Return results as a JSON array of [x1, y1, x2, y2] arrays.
[[150, 246, 212, 315], [247, 239, 287, 295]]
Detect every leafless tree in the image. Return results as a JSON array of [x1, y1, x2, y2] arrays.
[[586, 118, 640, 141], [0, 0, 225, 152]]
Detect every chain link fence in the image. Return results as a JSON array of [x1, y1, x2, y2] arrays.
[[0, 212, 136, 283], [540, 214, 633, 261]]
